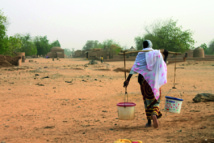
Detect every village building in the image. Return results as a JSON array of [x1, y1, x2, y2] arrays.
[[47, 47, 65, 58]]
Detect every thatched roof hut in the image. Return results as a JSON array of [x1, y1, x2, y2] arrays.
[[47, 47, 64, 58], [193, 47, 204, 58]]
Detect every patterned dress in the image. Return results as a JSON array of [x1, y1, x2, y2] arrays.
[[139, 74, 162, 119]]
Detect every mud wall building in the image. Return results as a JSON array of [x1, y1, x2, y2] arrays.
[[47, 47, 65, 58]]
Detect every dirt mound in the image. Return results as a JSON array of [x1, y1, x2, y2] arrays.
[[0, 55, 21, 67], [94, 69, 111, 71], [5, 56, 21, 66], [0, 60, 13, 67]]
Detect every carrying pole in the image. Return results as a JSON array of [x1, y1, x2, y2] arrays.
[[173, 54, 177, 89], [123, 52, 128, 103]]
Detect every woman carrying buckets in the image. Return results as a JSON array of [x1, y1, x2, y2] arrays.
[[123, 40, 168, 128]]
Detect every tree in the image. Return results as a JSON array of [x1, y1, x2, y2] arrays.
[[208, 39, 214, 55], [50, 40, 61, 47], [102, 39, 122, 54], [17, 34, 37, 56], [135, 19, 195, 53], [82, 39, 122, 54], [134, 36, 144, 50], [82, 40, 101, 50], [0, 10, 8, 55], [4, 35, 22, 56], [200, 43, 209, 54], [34, 36, 50, 56]]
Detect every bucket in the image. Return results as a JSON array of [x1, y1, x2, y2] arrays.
[[117, 102, 136, 120], [165, 96, 183, 113]]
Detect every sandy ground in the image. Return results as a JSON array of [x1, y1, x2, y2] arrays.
[[0, 58, 214, 143]]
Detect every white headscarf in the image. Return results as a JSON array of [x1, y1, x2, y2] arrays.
[[130, 40, 167, 100]]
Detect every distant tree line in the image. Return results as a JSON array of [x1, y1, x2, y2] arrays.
[[0, 10, 61, 56], [1, 9, 214, 56], [82, 39, 122, 55]]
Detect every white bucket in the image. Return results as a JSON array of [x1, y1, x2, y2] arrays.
[[117, 102, 136, 120], [165, 96, 183, 113]]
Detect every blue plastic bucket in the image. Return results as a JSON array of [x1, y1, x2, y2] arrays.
[[165, 96, 183, 113]]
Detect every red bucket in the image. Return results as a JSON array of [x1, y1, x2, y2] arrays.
[[117, 102, 136, 120]]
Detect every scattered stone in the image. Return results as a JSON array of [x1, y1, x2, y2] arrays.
[[102, 110, 107, 112], [88, 60, 97, 65], [78, 98, 81, 100], [44, 66, 48, 68], [94, 79, 97, 81], [193, 93, 214, 102], [109, 128, 114, 131], [44, 126, 55, 129], [65, 80, 73, 83], [36, 83, 44, 86], [35, 74, 39, 76], [190, 110, 200, 112], [41, 76, 49, 79], [82, 132, 85, 134], [82, 80, 86, 82]]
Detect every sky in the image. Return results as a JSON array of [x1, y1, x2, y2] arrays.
[[1, 0, 214, 50]]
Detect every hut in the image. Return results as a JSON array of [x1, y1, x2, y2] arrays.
[[186, 50, 194, 58], [193, 47, 204, 58], [74, 50, 82, 57], [16, 52, 25, 62], [47, 47, 64, 58]]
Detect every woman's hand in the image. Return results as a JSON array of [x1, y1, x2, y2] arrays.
[[123, 80, 129, 87]]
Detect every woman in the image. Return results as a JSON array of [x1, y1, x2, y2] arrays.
[[123, 40, 168, 128]]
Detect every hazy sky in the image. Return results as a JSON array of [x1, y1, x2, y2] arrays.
[[1, 0, 214, 50]]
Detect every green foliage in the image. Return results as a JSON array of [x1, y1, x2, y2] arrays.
[[208, 39, 214, 55], [4, 35, 22, 56], [135, 19, 195, 53], [82, 39, 122, 54], [34, 36, 50, 56], [82, 40, 102, 50], [0, 9, 62, 56], [0, 10, 8, 55], [134, 36, 144, 50], [16, 34, 37, 56], [50, 40, 61, 47], [200, 43, 209, 54]]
